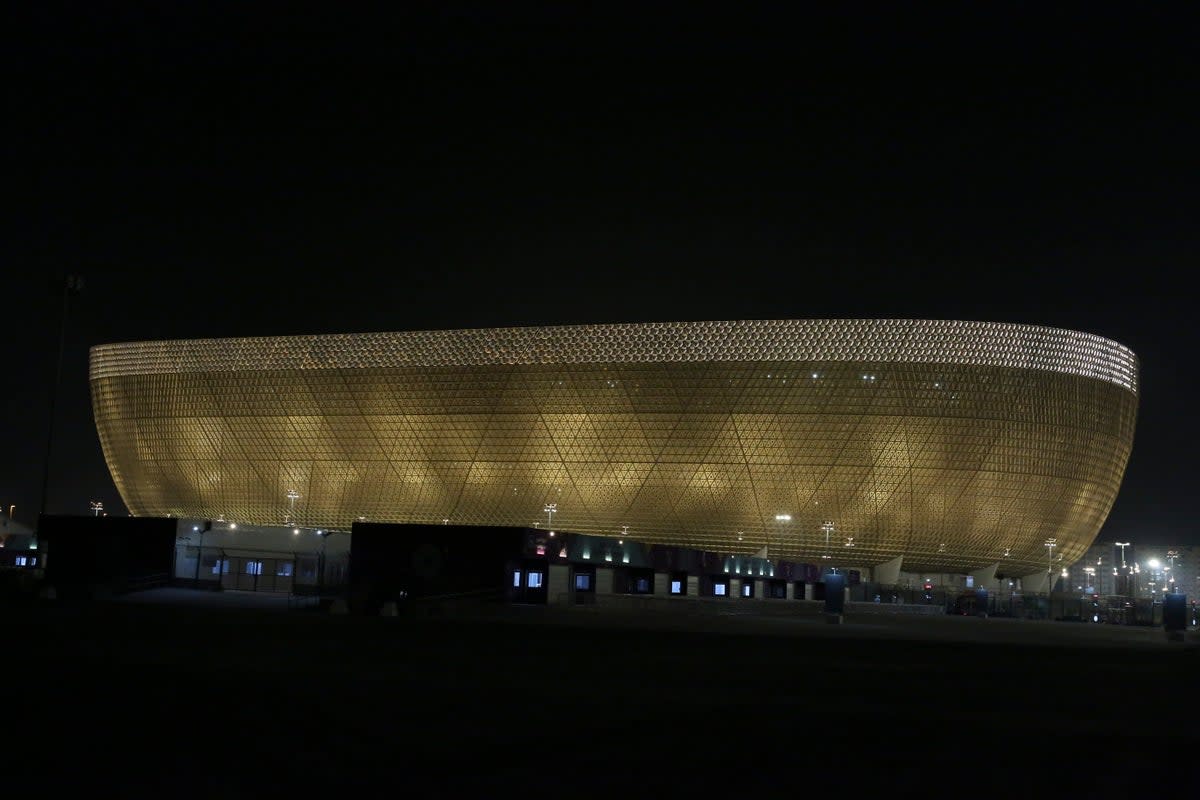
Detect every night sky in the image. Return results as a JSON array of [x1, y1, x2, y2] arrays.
[[8, 4, 1197, 544]]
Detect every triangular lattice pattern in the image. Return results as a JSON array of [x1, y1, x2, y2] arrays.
[[90, 320, 1138, 573]]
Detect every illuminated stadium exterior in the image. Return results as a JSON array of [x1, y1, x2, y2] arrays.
[[90, 320, 1138, 578]]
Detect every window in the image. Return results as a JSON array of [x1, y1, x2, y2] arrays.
[[245, 561, 263, 576], [742, 583, 753, 597], [513, 570, 522, 588], [15, 556, 26, 567], [670, 580, 683, 595], [527, 572, 544, 589], [575, 573, 592, 591], [714, 583, 727, 597], [276, 562, 294, 577], [634, 577, 651, 593]]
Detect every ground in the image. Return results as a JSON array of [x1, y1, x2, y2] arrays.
[[6, 589, 1197, 795]]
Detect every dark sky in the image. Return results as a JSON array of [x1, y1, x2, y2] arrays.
[[7, 4, 1198, 544]]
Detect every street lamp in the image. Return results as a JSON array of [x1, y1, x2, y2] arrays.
[[90, 500, 104, 517], [820, 520, 835, 560], [1114, 541, 1130, 568], [285, 490, 300, 524], [772, 514, 791, 559], [544, 503, 557, 530], [1044, 538, 1057, 590]]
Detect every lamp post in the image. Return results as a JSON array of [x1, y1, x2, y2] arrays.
[[772, 514, 790, 560], [544, 503, 557, 530], [820, 520, 835, 560], [90, 500, 104, 517], [286, 490, 300, 525], [1044, 538, 1057, 593], [1114, 541, 1130, 569], [38, 274, 85, 519], [192, 524, 206, 583]]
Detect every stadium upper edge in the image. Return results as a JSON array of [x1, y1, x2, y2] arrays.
[[90, 318, 1139, 394]]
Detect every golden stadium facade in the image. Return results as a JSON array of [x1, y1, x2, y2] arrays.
[[89, 320, 1138, 575]]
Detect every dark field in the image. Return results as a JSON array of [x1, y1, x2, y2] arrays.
[[7, 592, 1197, 794]]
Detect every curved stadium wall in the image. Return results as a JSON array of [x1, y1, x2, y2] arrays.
[[90, 319, 1138, 574]]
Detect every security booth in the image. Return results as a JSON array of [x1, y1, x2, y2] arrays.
[[572, 563, 597, 594], [704, 575, 731, 598], [511, 560, 549, 604], [765, 579, 788, 599], [616, 567, 655, 595], [668, 570, 688, 596], [649, 546, 699, 594]]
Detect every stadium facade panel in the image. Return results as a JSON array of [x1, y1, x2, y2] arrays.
[[90, 320, 1138, 574]]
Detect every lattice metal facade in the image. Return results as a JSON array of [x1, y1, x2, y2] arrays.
[[90, 319, 1138, 574]]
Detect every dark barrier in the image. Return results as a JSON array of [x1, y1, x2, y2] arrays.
[[348, 522, 529, 614], [824, 572, 846, 615], [1163, 593, 1187, 636], [37, 514, 176, 601]]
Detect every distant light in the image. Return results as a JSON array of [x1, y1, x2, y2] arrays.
[[229, 523, 237, 530], [293, 528, 300, 535], [316, 530, 323, 535], [549, 531, 555, 537], [775, 514, 791, 522], [193, 526, 199, 532], [1148, 558, 1161, 569], [811, 372, 819, 379]]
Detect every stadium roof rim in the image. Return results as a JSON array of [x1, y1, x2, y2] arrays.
[[89, 318, 1138, 394]]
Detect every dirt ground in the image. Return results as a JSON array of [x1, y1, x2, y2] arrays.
[[6, 592, 1197, 794]]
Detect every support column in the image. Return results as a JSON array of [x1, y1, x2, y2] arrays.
[[654, 572, 670, 597], [971, 562, 998, 590], [730, 578, 742, 598], [874, 555, 904, 586], [786, 582, 796, 600], [1021, 571, 1050, 594]]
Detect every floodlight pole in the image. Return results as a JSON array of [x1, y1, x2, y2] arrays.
[[38, 274, 83, 518]]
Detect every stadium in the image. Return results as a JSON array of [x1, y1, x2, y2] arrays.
[[89, 319, 1138, 584]]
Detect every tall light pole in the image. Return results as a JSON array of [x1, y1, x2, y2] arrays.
[[544, 503, 557, 530], [90, 500, 103, 517], [38, 273, 85, 518], [772, 514, 790, 560], [1044, 537, 1057, 594], [1114, 541, 1130, 569], [820, 520, 835, 560], [286, 490, 300, 525]]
